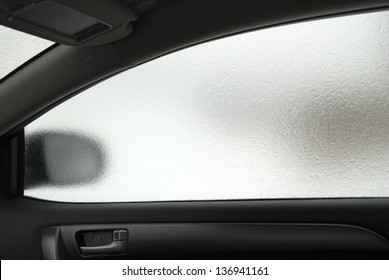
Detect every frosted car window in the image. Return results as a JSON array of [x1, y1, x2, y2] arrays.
[[0, 25, 52, 80], [24, 11, 389, 202]]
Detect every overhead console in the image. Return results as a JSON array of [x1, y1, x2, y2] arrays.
[[0, 0, 158, 46]]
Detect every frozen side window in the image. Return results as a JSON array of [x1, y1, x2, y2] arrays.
[[24, 11, 389, 202]]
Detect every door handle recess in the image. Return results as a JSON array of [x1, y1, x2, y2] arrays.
[[80, 229, 128, 256]]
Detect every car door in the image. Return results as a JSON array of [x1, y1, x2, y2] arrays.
[[1, 2, 389, 260]]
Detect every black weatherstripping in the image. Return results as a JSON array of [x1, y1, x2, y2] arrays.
[[1, 198, 389, 259], [0, 130, 24, 199]]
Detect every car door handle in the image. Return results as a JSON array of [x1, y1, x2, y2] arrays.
[[79, 229, 128, 256], [80, 240, 127, 255]]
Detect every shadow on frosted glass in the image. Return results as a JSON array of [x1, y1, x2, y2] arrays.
[[25, 131, 106, 188]]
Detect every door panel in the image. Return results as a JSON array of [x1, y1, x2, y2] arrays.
[[1, 197, 389, 259], [44, 223, 389, 259]]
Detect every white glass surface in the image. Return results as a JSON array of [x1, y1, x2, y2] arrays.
[[0, 25, 52, 79], [25, 11, 389, 202]]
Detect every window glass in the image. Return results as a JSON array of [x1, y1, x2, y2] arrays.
[[24, 11, 389, 202], [0, 25, 53, 80]]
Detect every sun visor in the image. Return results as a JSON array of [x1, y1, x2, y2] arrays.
[[0, 0, 157, 46]]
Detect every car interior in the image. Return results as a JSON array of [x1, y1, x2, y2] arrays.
[[2, 0, 389, 260]]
